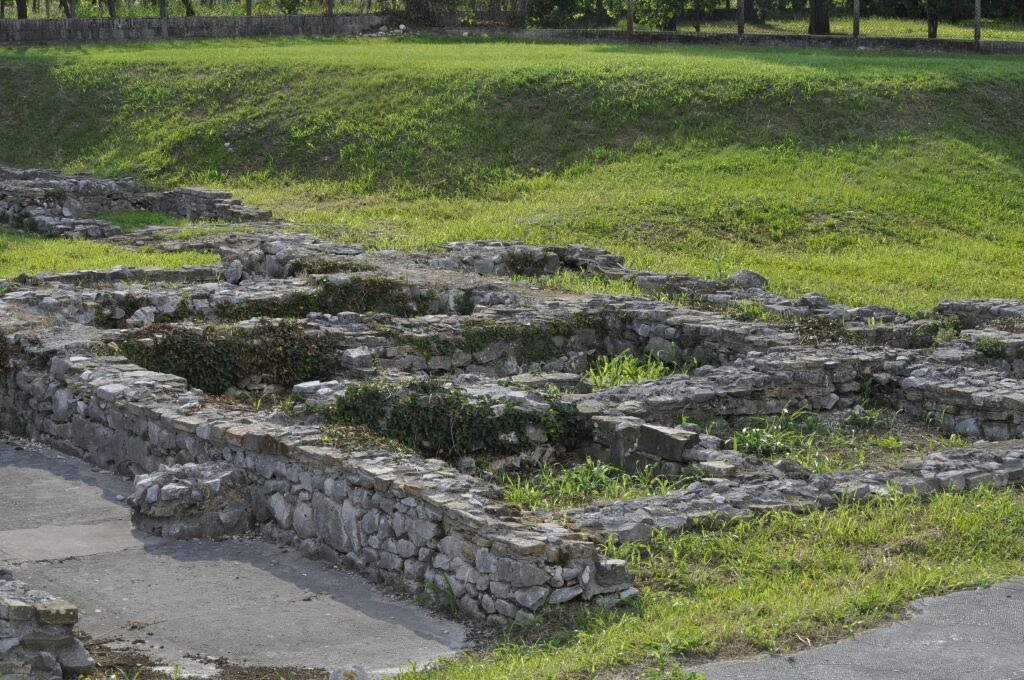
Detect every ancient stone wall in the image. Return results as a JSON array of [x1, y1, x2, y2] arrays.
[[0, 568, 94, 679], [0, 352, 635, 623], [0, 166, 270, 238], [9, 167, 1024, 628]]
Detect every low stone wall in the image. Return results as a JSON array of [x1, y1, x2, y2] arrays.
[[0, 166, 270, 238], [0, 13, 385, 45], [0, 351, 635, 623], [0, 569, 94, 679], [568, 441, 1024, 542]]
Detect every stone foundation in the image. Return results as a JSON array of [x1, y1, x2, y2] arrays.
[[7, 167, 1024, 625]]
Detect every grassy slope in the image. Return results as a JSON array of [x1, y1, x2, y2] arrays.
[[1, 38, 1024, 309]]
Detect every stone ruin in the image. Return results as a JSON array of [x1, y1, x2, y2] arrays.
[[4, 167, 1024, 673], [0, 566, 94, 679]]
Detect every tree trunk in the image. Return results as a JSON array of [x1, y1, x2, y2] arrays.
[[808, 0, 829, 34], [106, 0, 115, 16], [692, 0, 701, 32], [743, 0, 755, 23], [180, 0, 195, 15], [16, 0, 28, 18], [59, 0, 71, 15], [926, 2, 938, 38]]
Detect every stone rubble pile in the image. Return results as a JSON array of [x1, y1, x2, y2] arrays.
[[129, 462, 253, 539]]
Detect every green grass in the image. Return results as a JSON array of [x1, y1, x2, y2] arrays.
[[398, 488, 1024, 679], [500, 458, 702, 510], [94, 209, 190, 231], [0, 229, 218, 278], [2, 38, 1024, 308], [728, 406, 968, 472]]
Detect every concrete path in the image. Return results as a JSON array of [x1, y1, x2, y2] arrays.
[[0, 440, 467, 677], [694, 580, 1024, 680]]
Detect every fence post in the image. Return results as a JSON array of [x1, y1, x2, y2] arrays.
[[159, 0, 166, 17], [853, 0, 860, 38], [974, 0, 981, 45], [736, 0, 744, 36], [627, 0, 634, 35]]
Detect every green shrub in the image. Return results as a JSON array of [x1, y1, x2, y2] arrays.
[[217, 277, 432, 321], [324, 380, 590, 462], [975, 335, 1008, 359], [120, 319, 341, 394]]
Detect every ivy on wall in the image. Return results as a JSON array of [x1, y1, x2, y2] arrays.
[[120, 319, 341, 394], [324, 380, 590, 462]]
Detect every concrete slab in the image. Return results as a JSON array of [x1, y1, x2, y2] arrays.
[[0, 521, 141, 561], [693, 580, 1024, 680], [0, 441, 467, 677]]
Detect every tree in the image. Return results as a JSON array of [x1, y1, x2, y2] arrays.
[[808, 0, 830, 33], [924, 0, 940, 37], [743, 0, 757, 23], [15, 0, 28, 18]]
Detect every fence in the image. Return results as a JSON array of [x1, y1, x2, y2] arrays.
[[0, 0, 524, 24], [529, 0, 1023, 46], [0, 0, 1021, 46]]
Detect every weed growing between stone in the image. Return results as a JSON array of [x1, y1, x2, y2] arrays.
[[583, 350, 693, 390], [729, 406, 969, 472], [398, 488, 1024, 680], [974, 336, 1008, 359], [385, 314, 602, 364], [500, 458, 704, 512]]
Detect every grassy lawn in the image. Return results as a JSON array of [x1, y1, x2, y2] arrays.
[[0, 229, 217, 278], [94, 209, 190, 231], [3, 38, 1023, 311]]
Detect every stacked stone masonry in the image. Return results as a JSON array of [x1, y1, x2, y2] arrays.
[[6, 168, 1024, 624], [0, 567, 94, 679]]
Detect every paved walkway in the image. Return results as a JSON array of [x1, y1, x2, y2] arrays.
[[694, 581, 1024, 680], [0, 440, 466, 677]]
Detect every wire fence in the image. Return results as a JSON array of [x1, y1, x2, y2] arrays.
[[0, 0, 1021, 45], [541, 0, 1023, 43]]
